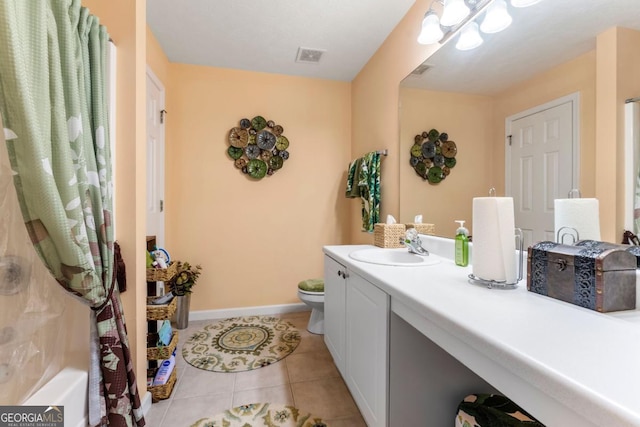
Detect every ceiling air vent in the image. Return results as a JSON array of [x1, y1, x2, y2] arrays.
[[296, 47, 325, 64], [410, 63, 432, 76]]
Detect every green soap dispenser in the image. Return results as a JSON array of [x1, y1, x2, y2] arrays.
[[455, 220, 469, 267]]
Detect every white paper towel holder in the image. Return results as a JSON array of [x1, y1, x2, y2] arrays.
[[568, 188, 581, 198], [468, 228, 524, 290], [556, 226, 579, 244]]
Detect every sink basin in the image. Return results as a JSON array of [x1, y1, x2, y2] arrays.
[[349, 248, 441, 267]]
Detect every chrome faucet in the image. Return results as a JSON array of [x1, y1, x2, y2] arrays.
[[404, 228, 430, 256]]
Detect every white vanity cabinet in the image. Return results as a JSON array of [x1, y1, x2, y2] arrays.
[[324, 255, 347, 374], [345, 270, 389, 427], [324, 254, 389, 427]]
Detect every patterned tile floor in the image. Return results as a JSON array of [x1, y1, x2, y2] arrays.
[[145, 311, 367, 427]]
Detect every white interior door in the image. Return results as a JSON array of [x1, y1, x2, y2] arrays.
[[506, 95, 578, 249], [146, 68, 165, 247]]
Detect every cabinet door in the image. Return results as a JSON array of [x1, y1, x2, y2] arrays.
[[345, 272, 389, 427], [324, 255, 347, 375]]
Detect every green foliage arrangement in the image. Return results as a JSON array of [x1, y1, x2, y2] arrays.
[[170, 261, 202, 295]]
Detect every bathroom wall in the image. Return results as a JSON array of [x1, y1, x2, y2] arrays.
[[146, 26, 171, 87], [164, 64, 351, 311], [82, 0, 148, 396], [399, 89, 495, 236], [349, 0, 445, 244]]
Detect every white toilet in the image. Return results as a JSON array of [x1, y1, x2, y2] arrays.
[[297, 279, 324, 334]]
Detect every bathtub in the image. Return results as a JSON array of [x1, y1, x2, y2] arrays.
[[22, 361, 153, 427], [23, 363, 88, 427]]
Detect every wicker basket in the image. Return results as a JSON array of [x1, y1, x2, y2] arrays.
[[373, 223, 406, 248], [147, 331, 179, 361], [406, 223, 436, 236], [148, 367, 177, 402], [146, 262, 178, 282], [146, 295, 177, 321]]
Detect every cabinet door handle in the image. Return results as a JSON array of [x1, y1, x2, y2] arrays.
[[337, 270, 342, 277]]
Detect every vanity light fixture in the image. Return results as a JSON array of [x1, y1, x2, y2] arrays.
[[480, 0, 512, 33], [510, 0, 543, 7], [417, 0, 489, 46], [417, 10, 445, 45], [456, 22, 484, 50], [417, 0, 543, 51], [440, 0, 470, 27]]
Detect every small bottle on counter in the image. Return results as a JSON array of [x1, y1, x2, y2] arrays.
[[454, 220, 469, 267]]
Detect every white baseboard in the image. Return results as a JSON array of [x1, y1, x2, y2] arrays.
[[140, 391, 152, 419], [189, 302, 309, 322]]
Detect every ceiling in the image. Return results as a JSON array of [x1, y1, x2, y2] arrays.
[[146, 0, 415, 82], [402, 0, 640, 95]]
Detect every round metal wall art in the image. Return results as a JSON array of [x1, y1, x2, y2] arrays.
[[410, 128, 457, 184], [227, 116, 290, 179]]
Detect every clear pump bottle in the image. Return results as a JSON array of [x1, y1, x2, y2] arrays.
[[455, 220, 469, 267]]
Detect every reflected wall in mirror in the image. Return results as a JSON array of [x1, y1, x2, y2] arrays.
[[399, 0, 640, 241]]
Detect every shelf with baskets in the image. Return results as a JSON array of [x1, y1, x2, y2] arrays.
[[146, 236, 180, 402]]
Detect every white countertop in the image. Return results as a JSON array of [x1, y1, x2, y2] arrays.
[[323, 237, 640, 427]]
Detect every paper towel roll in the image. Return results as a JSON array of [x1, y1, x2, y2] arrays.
[[472, 197, 516, 283], [554, 198, 601, 242]]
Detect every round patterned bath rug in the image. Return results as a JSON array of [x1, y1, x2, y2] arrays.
[[182, 316, 301, 372], [190, 403, 327, 427]]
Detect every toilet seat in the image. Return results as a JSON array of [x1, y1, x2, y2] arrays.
[[297, 282, 325, 334], [298, 289, 324, 296]]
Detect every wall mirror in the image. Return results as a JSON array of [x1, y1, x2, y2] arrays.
[[399, 0, 640, 240]]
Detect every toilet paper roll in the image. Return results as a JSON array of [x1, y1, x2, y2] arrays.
[[554, 198, 601, 242], [472, 197, 516, 283]]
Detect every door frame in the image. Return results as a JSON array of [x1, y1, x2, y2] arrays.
[[504, 92, 580, 198], [624, 101, 640, 231], [146, 66, 166, 246]]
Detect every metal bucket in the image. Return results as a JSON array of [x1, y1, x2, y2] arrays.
[[175, 294, 191, 329]]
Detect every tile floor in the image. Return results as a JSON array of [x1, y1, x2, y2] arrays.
[[145, 311, 367, 427]]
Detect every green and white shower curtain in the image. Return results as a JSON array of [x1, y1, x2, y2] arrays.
[[0, 1, 144, 426]]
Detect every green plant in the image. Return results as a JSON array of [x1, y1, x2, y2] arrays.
[[170, 261, 202, 295]]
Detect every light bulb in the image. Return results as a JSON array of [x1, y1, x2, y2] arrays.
[[417, 11, 444, 45], [440, 0, 470, 27], [456, 22, 483, 51], [480, 0, 512, 33], [511, 0, 543, 7]]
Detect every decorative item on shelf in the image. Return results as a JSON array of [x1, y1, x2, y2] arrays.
[[406, 214, 436, 236], [145, 260, 178, 282], [147, 330, 179, 360], [169, 262, 202, 295], [147, 366, 177, 402], [527, 241, 636, 312], [146, 295, 177, 320], [227, 116, 290, 179], [406, 223, 436, 235], [147, 246, 170, 269], [168, 261, 202, 329], [410, 128, 457, 184], [373, 223, 407, 248]]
